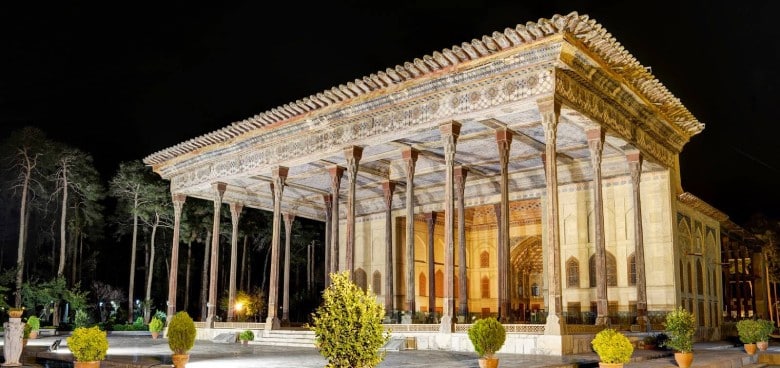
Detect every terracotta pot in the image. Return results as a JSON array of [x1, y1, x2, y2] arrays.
[[758, 340, 769, 351], [599, 363, 624, 368], [172, 353, 190, 368], [744, 343, 757, 355], [29, 330, 39, 339], [151, 331, 160, 339], [478, 356, 499, 368], [74, 361, 101, 368], [674, 352, 694, 368]]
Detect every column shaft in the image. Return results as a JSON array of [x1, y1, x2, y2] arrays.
[[587, 127, 609, 326], [426, 212, 437, 319], [439, 121, 460, 332], [167, 193, 186, 320], [227, 202, 243, 322], [383, 181, 396, 315], [207, 183, 226, 326], [455, 166, 469, 320], [403, 148, 418, 315], [496, 128, 512, 321], [628, 150, 648, 330], [329, 167, 344, 274], [344, 146, 363, 277], [265, 167, 287, 331], [282, 212, 295, 322], [323, 194, 333, 286]]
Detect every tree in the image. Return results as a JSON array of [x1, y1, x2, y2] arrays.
[[0, 127, 51, 307], [137, 179, 172, 323], [109, 160, 164, 323], [310, 271, 389, 368]]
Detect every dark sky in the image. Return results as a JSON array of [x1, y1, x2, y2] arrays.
[[2, 1, 778, 225]]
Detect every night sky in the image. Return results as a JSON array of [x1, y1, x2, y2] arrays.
[[2, 1, 779, 225]]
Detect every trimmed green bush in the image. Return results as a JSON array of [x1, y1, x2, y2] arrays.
[[26, 315, 40, 331], [663, 307, 696, 353], [736, 319, 762, 344], [467, 317, 506, 358], [148, 317, 164, 333], [591, 328, 634, 363], [66, 326, 109, 362], [309, 271, 390, 368], [757, 318, 775, 342], [167, 311, 196, 355], [239, 329, 254, 341]]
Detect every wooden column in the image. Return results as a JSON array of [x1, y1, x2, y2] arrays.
[[403, 148, 418, 316], [227, 201, 243, 322], [455, 166, 469, 320], [627, 149, 649, 330], [329, 166, 344, 274], [538, 98, 563, 334], [383, 181, 396, 315], [723, 237, 733, 319], [587, 126, 609, 326], [265, 167, 287, 332], [426, 212, 437, 319], [345, 146, 363, 277], [496, 128, 512, 322], [282, 212, 295, 323], [322, 194, 333, 286], [167, 193, 186, 321], [439, 121, 460, 332], [206, 182, 226, 326]]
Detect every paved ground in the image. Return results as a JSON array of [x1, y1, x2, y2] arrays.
[[5, 334, 780, 367]]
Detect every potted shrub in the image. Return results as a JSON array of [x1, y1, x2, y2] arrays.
[[66, 326, 109, 368], [736, 319, 761, 355], [309, 271, 390, 368], [467, 317, 506, 368], [26, 315, 40, 339], [641, 334, 657, 350], [591, 328, 634, 367], [757, 318, 775, 351], [239, 329, 254, 345], [167, 311, 196, 368], [662, 307, 696, 368], [148, 316, 164, 339]]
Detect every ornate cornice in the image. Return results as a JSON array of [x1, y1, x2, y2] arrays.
[[144, 11, 701, 170]]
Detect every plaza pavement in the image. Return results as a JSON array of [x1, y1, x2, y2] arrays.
[[6, 334, 780, 367]]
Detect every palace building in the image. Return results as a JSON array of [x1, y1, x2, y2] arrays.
[[143, 11, 766, 355]]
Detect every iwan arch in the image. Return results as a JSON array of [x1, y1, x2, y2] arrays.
[[144, 11, 729, 355]]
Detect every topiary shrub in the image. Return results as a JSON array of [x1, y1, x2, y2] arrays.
[[591, 328, 634, 363], [467, 317, 506, 358], [309, 271, 390, 368], [757, 318, 775, 342], [66, 326, 109, 362], [148, 317, 164, 333], [736, 319, 762, 344], [239, 329, 254, 341], [26, 315, 40, 331], [662, 307, 696, 353], [167, 311, 196, 355]]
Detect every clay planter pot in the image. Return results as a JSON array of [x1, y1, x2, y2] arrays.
[[758, 341, 769, 351], [151, 332, 160, 339], [478, 356, 499, 368], [74, 361, 101, 368], [744, 343, 757, 355], [599, 363, 624, 368], [674, 352, 693, 368], [172, 353, 190, 368]]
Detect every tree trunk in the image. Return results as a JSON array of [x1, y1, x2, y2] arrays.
[[58, 166, 68, 276], [128, 188, 140, 323], [15, 160, 31, 307], [144, 213, 159, 324], [240, 235, 247, 291]]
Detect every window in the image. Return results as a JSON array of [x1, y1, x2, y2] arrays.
[[372, 270, 382, 295], [589, 252, 618, 287], [628, 253, 636, 286], [435, 270, 444, 298], [566, 257, 579, 288], [480, 251, 490, 268], [355, 268, 367, 291], [531, 283, 540, 297], [419, 273, 427, 296], [481, 276, 490, 298]]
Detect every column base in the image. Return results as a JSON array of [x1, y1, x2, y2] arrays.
[[544, 313, 562, 335], [595, 315, 611, 326], [264, 316, 280, 333], [439, 315, 453, 333]]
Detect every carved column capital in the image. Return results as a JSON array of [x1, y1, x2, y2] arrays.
[[382, 181, 396, 209]]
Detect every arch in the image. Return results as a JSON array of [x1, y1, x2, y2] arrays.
[[480, 251, 490, 268], [435, 269, 444, 298], [687, 262, 693, 294], [355, 268, 367, 291], [628, 253, 636, 286], [566, 257, 579, 288], [589, 251, 618, 287], [418, 273, 427, 297], [696, 259, 703, 295], [531, 283, 540, 297], [481, 276, 490, 298], [677, 218, 692, 256], [372, 270, 382, 295]]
